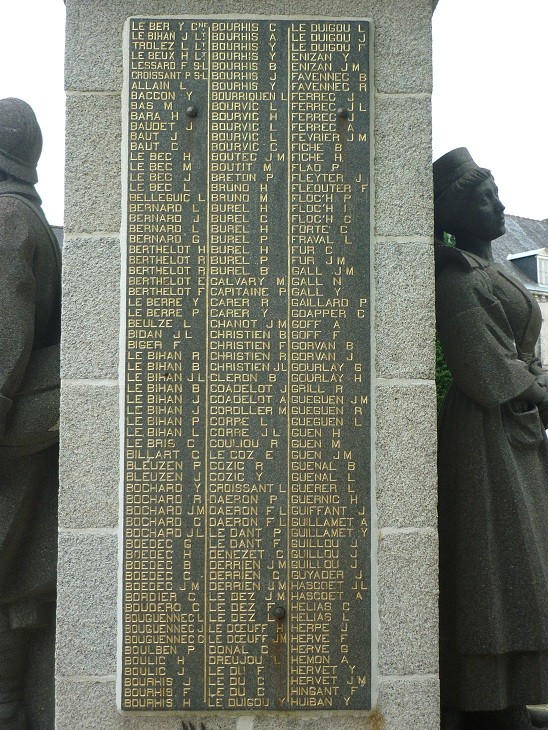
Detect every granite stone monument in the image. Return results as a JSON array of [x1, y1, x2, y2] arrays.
[[58, 2, 437, 729]]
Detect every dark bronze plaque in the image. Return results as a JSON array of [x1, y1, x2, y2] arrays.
[[122, 17, 371, 712]]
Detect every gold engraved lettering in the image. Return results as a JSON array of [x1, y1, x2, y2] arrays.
[[123, 17, 370, 712]]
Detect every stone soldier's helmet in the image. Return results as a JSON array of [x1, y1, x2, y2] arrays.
[[0, 98, 42, 184]]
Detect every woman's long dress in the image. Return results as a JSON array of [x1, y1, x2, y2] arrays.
[[436, 245, 548, 711]]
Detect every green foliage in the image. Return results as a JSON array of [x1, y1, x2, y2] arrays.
[[435, 234, 455, 411], [436, 334, 452, 412]]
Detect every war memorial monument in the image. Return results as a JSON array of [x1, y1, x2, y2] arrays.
[[56, 1, 437, 728]]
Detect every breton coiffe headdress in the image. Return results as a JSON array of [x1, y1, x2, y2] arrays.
[[433, 147, 490, 201]]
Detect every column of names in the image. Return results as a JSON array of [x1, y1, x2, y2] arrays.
[[206, 22, 270, 708], [122, 18, 371, 712]]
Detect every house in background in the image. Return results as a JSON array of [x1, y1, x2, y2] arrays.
[[51, 225, 63, 249], [493, 215, 548, 368]]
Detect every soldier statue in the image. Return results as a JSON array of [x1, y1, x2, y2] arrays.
[[0, 98, 61, 729]]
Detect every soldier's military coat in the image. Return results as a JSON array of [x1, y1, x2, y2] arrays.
[[0, 179, 60, 627]]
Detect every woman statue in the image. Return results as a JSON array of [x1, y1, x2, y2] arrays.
[[434, 148, 548, 730]]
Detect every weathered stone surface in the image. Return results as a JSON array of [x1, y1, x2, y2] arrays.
[[377, 530, 438, 675], [375, 381, 437, 529], [59, 384, 119, 529], [375, 241, 435, 380], [56, 533, 117, 676], [66, 0, 287, 91], [65, 94, 121, 234], [371, 0, 432, 93], [55, 680, 184, 729], [61, 236, 120, 379], [377, 677, 439, 730], [434, 151, 548, 711], [374, 96, 432, 237]]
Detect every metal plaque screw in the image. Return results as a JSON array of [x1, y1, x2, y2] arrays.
[[186, 106, 198, 118], [273, 606, 286, 620], [337, 107, 349, 119]]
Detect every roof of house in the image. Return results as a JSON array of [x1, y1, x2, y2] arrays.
[[492, 215, 548, 290], [507, 248, 548, 260]]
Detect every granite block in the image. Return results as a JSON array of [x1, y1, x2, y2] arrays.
[[374, 381, 437, 529], [65, 94, 122, 234], [374, 96, 432, 238], [59, 383, 119, 529], [62, 236, 120, 379], [56, 533, 118, 676], [371, 0, 432, 94], [374, 241, 435, 380], [377, 531, 438, 675], [377, 676, 439, 730]]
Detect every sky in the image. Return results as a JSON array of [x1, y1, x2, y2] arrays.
[[0, 1, 66, 225], [433, 0, 548, 220], [0, 0, 547, 224]]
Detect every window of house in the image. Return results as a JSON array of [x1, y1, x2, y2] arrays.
[[538, 256, 548, 284]]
